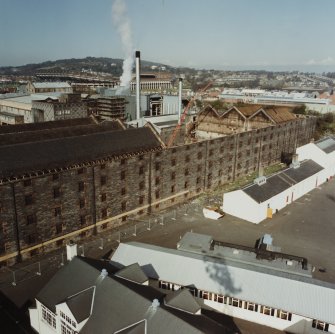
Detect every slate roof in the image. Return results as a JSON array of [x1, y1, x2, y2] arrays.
[[243, 160, 323, 203], [115, 263, 149, 284], [165, 289, 201, 314], [66, 287, 95, 323], [0, 118, 95, 134], [36, 256, 228, 334], [0, 121, 124, 146], [0, 127, 162, 180], [315, 137, 335, 154]]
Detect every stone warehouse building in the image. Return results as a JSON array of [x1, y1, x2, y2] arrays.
[[0, 107, 316, 265]]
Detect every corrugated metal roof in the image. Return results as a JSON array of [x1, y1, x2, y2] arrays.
[[111, 242, 335, 324], [33, 82, 71, 88]]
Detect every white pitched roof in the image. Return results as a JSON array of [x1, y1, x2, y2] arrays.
[[33, 82, 71, 89], [111, 242, 335, 324]]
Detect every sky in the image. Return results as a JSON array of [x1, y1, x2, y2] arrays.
[[1, 0, 335, 71]]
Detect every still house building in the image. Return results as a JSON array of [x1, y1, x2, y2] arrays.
[[111, 232, 335, 334], [0, 105, 316, 265]]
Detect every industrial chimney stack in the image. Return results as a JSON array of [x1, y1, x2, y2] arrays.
[[178, 78, 183, 124], [135, 50, 141, 120]]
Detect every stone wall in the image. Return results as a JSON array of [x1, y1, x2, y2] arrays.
[[0, 116, 316, 265]]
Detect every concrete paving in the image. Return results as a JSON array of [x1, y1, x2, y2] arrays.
[[1, 177, 335, 333]]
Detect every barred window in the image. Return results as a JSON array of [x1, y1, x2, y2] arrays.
[[312, 319, 329, 332]]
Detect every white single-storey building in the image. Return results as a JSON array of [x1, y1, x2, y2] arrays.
[[297, 137, 335, 178], [111, 233, 335, 334], [222, 159, 325, 224]]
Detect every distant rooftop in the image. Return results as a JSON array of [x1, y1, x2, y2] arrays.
[[32, 82, 71, 89], [315, 136, 335, 154]]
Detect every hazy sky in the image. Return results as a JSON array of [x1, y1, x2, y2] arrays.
[[1, 0, 335, 71]]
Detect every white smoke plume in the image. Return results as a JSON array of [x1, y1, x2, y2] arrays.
[[112, 0, 134, 94]]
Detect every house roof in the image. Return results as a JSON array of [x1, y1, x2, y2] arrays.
[[111, 241, 335, 325], [0, 120, 124, 146], [66, 286, 95, 323], [0, 117, 95, 135], [0, 126, 163, 180], [315, 136, 335, 154], [243, 160, 323, 203], [36, 257, 228, 334], [165, 289, 201, 314], [115, 263, 149, 284]]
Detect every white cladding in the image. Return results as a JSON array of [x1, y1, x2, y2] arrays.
[[111, 242, 335, 325]]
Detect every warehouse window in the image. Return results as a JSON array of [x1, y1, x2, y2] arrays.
[[53, 187, 60, 198], [277, 310, 292, 321], [101, 193, 106, 202], [79, 198, 85, 208], [139, 166, 144, 175], [54, 207, 61, 217], [100, 176, 107, 186], [78, 181, 84, 192], [121, 171, 126, 180], [27, 214, 36, 225], [25, 194, 33, 206], [23, 179, 32, 187], [312, 320, 329, 332], [52, 174, 59, 181]]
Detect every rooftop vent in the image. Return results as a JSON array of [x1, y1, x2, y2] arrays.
[[151, 299, 160, 311], [254, 175, 266, 186], [66, 240, 78, 261], [290, 153, 300, 169], [100, 268, 108, 278]]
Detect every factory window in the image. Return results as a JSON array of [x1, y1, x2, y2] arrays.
[[101, 208, 107, 219], [155, 190, 160, 199], [209, 149, 214, 156], [80, 216, 86, 225], [27, 233, 37, 245], [139, 196, 144, 205], [139, 181, 145, 190], [139, 166, 144, 175], [245, 302, 258, 312], [52, 174, 59, 181], [100, 176, 107, 186], [185, 155, 190, 163], [23, 179, 32, 187], [121, 187, 126, 195], [197, 152, 202, 160], [78, 182, 84, 192], [121, 171, 126, 180], [184, 181, 189, 189], [101, 193, 106, 202], [171, 172, 176, 180], [184, 168, 189, 176], [196, 177, 201, 185], [260, 305, 274, 316], [121, 201, 127, 212], [277, 310, 292, 321], [120, 159, 126, 165], [25, 194, 33, 205], [54, 207, 61, 217], [26, 214, 36, 225], [155, 162, 160, 171], [77, 168, 85, 175], [53, 187, 61, 198], [171, 185, 175, 193], [232, 298, 242, 308], [41, 305, 56, 329], [79, 198, 85, 208], [171, 159, 176, 166], [100, 164, 106, 170], [155, 177, 160, 185], [56, 224, 62, 234], [312, 320, 329, 332]]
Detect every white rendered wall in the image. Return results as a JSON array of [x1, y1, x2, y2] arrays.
[[35, 300, 57, 334]]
